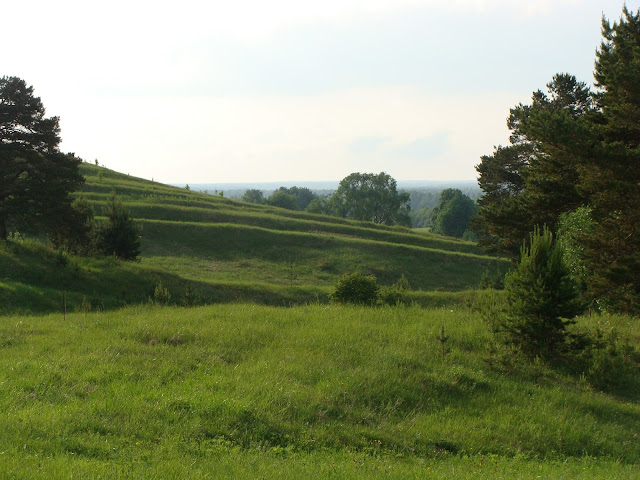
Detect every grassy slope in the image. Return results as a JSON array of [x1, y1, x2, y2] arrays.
[[1, 165, 638, 478], [0, 304, 638, 478], [0, 164, 508, 314]]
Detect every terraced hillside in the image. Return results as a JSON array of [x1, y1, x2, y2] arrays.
[[0, 164, 507, 314]]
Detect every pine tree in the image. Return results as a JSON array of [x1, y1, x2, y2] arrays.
[[502, 226, 585, 359], [0, 76, 83, 240], [95, 192, 141, 260], [580, 7, 640, 313]]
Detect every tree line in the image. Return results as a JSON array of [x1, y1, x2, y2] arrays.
[[242, 173, 478, 236], [474, 7, 640, 314]]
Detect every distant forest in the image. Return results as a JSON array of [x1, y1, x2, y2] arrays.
[[181, 182, 482, 229]]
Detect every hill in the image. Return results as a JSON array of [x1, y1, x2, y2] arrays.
[[1, 164, 507, 314]]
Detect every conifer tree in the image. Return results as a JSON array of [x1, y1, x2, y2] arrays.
[[580, 7, 640, 313], [95, 192, 141, 260], [0, 76, 83, 240], [502, 226, 585, 359]]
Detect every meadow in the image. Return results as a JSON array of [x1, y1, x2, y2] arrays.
[[1, 164, 506, 314], [1, 304, 638, 478], [1, 164, 639, 478]]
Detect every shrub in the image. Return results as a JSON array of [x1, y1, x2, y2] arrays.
[[395, 274, 410, 291], [95, 192, 141, 260], [581, 329, 639, 392], [330, 273, 379, 305], [182, 283, 200, 307], [378, 286, 405, 306], [153, 281, 171, 306]]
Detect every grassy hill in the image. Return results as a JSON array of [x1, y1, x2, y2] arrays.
[[1, 164, 639, 478], [0, 163, 507, 314]]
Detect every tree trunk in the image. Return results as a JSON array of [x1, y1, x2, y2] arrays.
[[0, 214, 7, 241]]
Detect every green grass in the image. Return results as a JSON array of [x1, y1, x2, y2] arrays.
[[1, 163, 508, 314], [0, 303, 638, 478], [2, 164, 638, 477]]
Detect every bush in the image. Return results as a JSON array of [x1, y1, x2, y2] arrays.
[[153, 281, 171, 306], [378, 275, 411, 306], [582, 330, 639, 391], [330, 273, 379, 305], [378, 286, 405, 306], [95, 192, 141, 260]]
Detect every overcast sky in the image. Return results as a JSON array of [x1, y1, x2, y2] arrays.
[[4, 0, 629, 183]]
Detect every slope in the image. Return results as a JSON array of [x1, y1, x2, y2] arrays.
[[0, 164, 508, 314]]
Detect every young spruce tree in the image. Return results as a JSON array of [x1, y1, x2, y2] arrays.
[[95, 192, 141, 260], [502, 226, 585, 360]]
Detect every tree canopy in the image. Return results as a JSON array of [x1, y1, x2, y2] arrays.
[[267, 186, 317, 211], [474, 7, 640, 313], [430, 188, 477, 238], [0, 76, 83, 240], [241, 189, 264, 204], [328, 172, 411, 226]]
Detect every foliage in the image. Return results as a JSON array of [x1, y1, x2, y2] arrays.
[[95, 192, 141, 260], [0, 76, 61, 151], [378, 274, 411, 306], [474, 7, 640, 313], [0, 76, 84, 240], [328, 172, 411, 226], [557, 206, 594, 292], [153, 281, 171, 305], [242, 188, 264, 204], [501, 226, 585, 359], [378, 286, 404, 306], [410, 205, 432, 228], [330, 272, 379, 305], [431, 189, 478, 238], [266, 186, 317, 211], [479, 264, 505, 290], [578, 7, 640, 314], [473, 144, 532, 255], [304, 197, 328, 214], [0, 77, 84, 241], [47, 196, 96, 255], [580, 329, 640, 392], [266, 189, 298, 210], [474, 74, 594, 256]]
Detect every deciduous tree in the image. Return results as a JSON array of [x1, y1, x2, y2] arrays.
[[430, 188, 477, 238], [328, 172, 410, 226]]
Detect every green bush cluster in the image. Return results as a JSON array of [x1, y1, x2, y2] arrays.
[[331, 273, 410, 306], [330, 273, 379, 305]]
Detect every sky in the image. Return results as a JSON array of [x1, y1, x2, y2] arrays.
[[4, 0, 631, 184]]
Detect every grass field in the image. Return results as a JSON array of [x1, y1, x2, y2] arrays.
[[0, 163, 508, 314], [1, 303, 638, 478], [2, 164, 638, 478]]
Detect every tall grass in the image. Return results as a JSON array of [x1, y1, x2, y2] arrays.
[[0, 303, 638, 477]]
